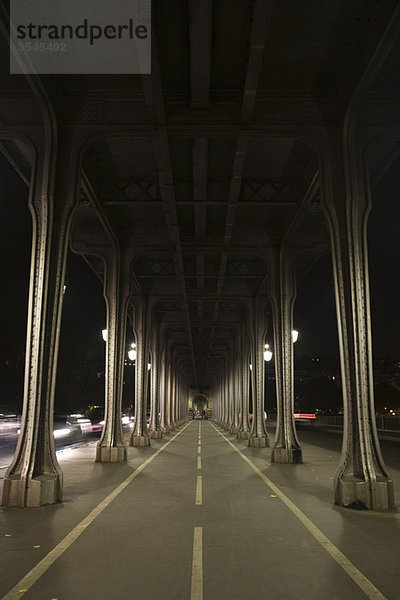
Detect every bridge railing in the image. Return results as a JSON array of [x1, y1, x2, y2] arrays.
[[316, 414, 400, 431]]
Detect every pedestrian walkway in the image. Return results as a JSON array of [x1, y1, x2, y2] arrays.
[[1, 421, 400, 600]]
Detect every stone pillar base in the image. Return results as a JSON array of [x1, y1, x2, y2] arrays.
[[229, 426, 237, 434], [169, 424, 176, 431], [161, 426, 170, 434], [237, 430, 250, 440], [129, 435, 151, 447], [248, 435, 269, 448], [272, 446, 302, 464], [334, 476, 394, 511], [96, 444, 127, 463], [2, 474, 62, 508], [150, 429, 163, 439]]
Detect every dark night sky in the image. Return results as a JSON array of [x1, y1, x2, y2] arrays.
[[0, 146, 399, 406], [294, 163, 400, 360]]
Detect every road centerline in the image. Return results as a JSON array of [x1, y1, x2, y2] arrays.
[[191, 527, 203, 600]]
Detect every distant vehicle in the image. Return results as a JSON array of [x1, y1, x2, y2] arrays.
[[293, 412, 316, 423], [86, 406, 104, 432], [248, 411, 268, 421], [53, 415, 83, 443], [86, 407, 135, 431]]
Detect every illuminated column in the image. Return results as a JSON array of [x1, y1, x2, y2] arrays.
[[249, 298, 269, 447], [320, 130, 393, 510], [2, 133, 80, 507], [231, 328, 242, 434], [237, 324, 250, 439], [149, 320, 162, 439], [166, 354, 175, 430], [159, 347, 169, 433], [268, 248, 302, 463], [130, 297, 151, 447], [168, 358, 175, 430], [228, 351, 236, 432], [96, 248, 130, 462], [222, 355, 229, 429]]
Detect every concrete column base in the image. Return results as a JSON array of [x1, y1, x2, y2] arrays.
[[229, 426, 237, 434], [237, 430, 250, 440], [169, 424, 176, 431], [248, 435, 269, 448], [149, 429, 163, 439], [129, 435, 151, 447], [161, 426, 170, 434], [334, 476, 394, 511], [96, 445, 127, 463], [2, 473, 62, 508], [272, 446, 302, 464]]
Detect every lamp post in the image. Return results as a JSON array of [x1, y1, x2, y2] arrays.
[[128, 343, 136, 362]]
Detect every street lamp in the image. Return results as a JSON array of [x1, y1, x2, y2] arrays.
[[292, 329, 299, 343], [250, 344, 273, 370], [128, 344, 136, 362], [102, 329, 108, 342], [263, 343, 273, 361], [128, 343, 136, 361]]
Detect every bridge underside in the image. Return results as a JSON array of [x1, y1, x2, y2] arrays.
[[1, 1, 400, 511]]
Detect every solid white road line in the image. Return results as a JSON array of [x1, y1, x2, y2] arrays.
[[1, 422, 192, 600], [191, 527, 203, 600], [209, 422, 389, 600], [195, 475, 203, 505]]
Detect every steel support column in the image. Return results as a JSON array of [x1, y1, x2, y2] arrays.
[[249, 298, 269, 447], [96, 248, 130, 462], [130, 297, 151, 447], [149, 320, 162, 439], [269, 248, 302, 463], [237, 325, 250, 439], [2, 133, 80, 507], [320, 130, 394, 510]]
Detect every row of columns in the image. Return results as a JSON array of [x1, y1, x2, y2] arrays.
[[1, 160, 190, 506], [212, 131, 394, 511], [1, 122, 395, 511]]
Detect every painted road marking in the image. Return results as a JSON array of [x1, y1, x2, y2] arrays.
[[195, 475, 203, 505], [210, 422, 389, 600], [1, 422, 192, 600], [198, 445, 201, 454], [190, 527, 203, 600], [197, 456, 202, 470]]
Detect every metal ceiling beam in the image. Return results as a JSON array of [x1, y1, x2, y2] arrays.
[[204, 0, 274, 375], [189, 0, 213, 109], [142, 34, 198, 384]]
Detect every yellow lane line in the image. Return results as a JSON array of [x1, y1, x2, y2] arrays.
[[195, 475, 203, 505], [190, 527, 203, 600]]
